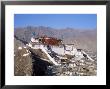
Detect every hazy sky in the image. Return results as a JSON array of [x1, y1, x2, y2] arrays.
[[14, 14, 97, 30]]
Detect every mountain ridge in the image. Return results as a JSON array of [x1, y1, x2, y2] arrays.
[[14, 26, 97, 52]]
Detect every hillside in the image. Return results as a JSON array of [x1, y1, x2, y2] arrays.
[[14, 39, 97, 76], [14, 26, 97, 52], [14, 26, 97, 76]]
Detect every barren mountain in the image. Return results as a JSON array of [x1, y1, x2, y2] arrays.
[[14, 26, 97, 76], [14, 26, 97, 52], [14, 37, 97, 76]]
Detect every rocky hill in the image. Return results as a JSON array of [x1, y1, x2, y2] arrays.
[[14, 26, 97, 76], [14, 41, 97, 76], [14, 26, 97, 52]]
